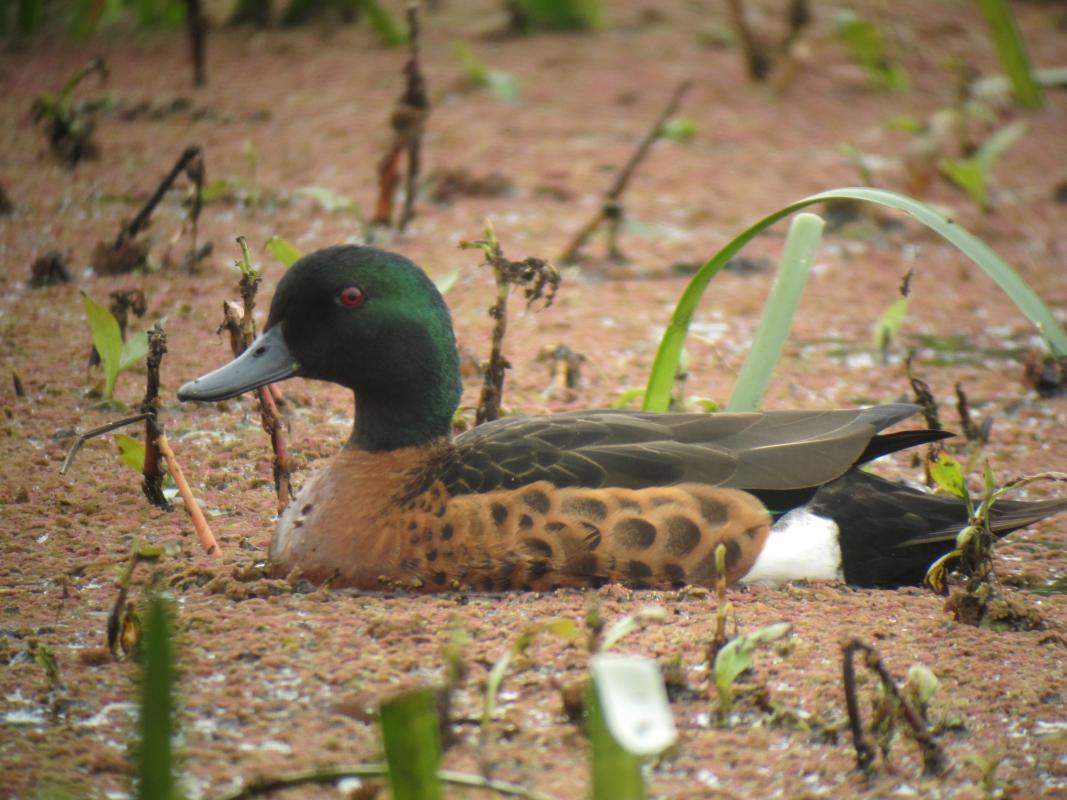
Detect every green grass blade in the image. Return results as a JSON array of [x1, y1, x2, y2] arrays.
[[643, 187, 1067, 411], [82, 292, 123, 399], [727, 213, 824, 411], [978, 0, 1043, 109], [379, 688, 442, 800], [138, 595, 176, 800], [586, 683, 644, 800]]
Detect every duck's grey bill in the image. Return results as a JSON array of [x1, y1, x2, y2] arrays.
[[177, 325, 301, 402]]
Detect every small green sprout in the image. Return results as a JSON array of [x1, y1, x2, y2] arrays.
[[713, 622, 792, 713], [835, 10, 909, 93], [939, 121, 1026, 212], [82, 292, 150, 400], [660, 116, 698, 143], [452, 43, 521, 104]]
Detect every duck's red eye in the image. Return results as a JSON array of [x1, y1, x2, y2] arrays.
[[338, 286, 365, 308]]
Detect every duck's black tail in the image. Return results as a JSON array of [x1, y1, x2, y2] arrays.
[[814, 471, 1067, 588]]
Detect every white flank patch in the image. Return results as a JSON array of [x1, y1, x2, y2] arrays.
[[740, 507, 843, 585]]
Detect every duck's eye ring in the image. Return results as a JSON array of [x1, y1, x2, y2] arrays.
[[338, 286, 365, 308]]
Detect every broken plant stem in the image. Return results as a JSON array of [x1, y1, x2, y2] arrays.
[[725, 0, 771, 81], [115, 145, 202, 251], [185, 151, 205, 272], [707, 543, 732, 668], [141, 324, 171, 510], [905, 352, 942, 486], [107, 544, 162, 658], [229, 238, 291, 509], [374, 2, 430, 230], [841, 637, 946, 776], [61, 413, 151, 475], [156, 433, 219, 556], [460, 221, 560, 425], [399, 3, 427, 232], [185, 0, 207, 87], [559, 80, 690, 263]]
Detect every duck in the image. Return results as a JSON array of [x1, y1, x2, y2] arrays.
[[177, 245, 1067, 592]]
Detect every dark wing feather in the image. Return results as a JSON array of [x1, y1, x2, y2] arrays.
[[442, 404, 926, 498]]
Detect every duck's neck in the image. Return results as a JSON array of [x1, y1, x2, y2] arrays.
[[348, 391, 452, 451], [346, 358, 462, 452]]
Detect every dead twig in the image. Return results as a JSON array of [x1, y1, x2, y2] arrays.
[[114, 145, 203, 252], [185, 0, 208, 87], [905, 352, 942, 486], [460, 221, 559, 425], [61, 413, 152, 475], [141, 325, 171, 510], [706, 543, 733, 669], [107, 544, 163, 658], [373, 3, 430, 231], [841, 637, 946, 777], [156, 433, 219, 556], [226, 238, 291, 510], [559, 80, 690, 263]]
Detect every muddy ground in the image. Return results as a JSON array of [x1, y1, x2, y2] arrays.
[[1, 1, 1066, 798]]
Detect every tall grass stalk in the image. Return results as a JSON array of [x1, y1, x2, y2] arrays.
[[643, 188, 1067, 412], [726, 213, 824, 411], [978, 0, 1042, 109]]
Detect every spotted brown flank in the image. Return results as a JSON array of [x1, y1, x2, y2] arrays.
[[271, 447, 770, 591]]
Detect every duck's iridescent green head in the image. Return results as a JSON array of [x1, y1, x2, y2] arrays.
[[178, 245, 462, 451]]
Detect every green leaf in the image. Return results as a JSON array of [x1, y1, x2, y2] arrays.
[[453, 43, 520, 103], [940, 122, 1025, 211], [713, 622, 792, 712], [907, 664, 939, 706], [660, 116, 698, 142], [978, 0, 1042, 108], [642, 187, 1067, 412], [982, 462, 997, 500], [82, 292, 122, 399], [930, 451, 969, 503], [939, 159, 986, 210], [835, 10, 909, 92], [119, 329, 150, 373], [358, 0, 407, 46], [379, 688, 441, 800], [264, 235, 304, 268], [544, 617, 581, 640], [200, 178, 238, 204], [727, 213, 824, 411], [138, 595, 176, 800], [973, 121, 1026, 172], [114, 433, 146, 472], [601, 606, 669, 651], [873, 294, 910, 357], [483, 648, 514, 732], [512, 0, 602, 31]]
